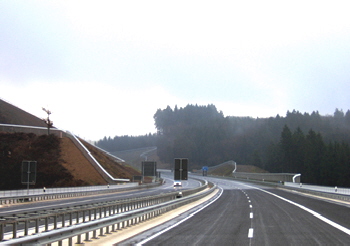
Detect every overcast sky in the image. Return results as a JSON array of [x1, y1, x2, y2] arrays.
[[1, 1, 350, 140]]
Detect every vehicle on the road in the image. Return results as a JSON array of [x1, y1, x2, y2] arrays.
[[173, 181, 182, 188], [176, 191, 183, 198]]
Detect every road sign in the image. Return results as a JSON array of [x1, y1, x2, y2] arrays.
[[21, 161, 37, 185], [174, 158, 188, 180], [202, 166, 208, 176], [142, 161, 157, 176]]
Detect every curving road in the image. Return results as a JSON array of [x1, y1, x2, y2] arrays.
[[130, 175, 350, 245], [0, 174, 200, 217]]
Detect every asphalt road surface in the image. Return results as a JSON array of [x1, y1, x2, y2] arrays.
[[0, 173, 200, 217], [131, 177, 350, 246]]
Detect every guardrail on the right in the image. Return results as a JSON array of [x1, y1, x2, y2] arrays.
[[283, 182, 350, 202]]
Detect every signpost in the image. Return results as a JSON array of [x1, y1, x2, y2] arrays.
[[202, 166, 208, 176], [142, 161, 157, 182], [174, 158, 188, 181], [21, 161, 37, 195]]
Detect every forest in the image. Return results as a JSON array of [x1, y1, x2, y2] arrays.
[[97, 104, 350, 186]]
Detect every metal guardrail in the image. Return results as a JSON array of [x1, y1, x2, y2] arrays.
[[0, 124, 66, 137], [0, 181, 214, 245], [284, 182, 350, 195], [0, 183, 159, 206], [213, 174, 350, 202], [231, 172, 301, 183], [0, 184, 136, 198]]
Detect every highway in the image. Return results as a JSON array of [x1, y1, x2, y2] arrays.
[[0, 175, 200, 218], [128, 175, 350, 245], [0, 174, 201, 241]]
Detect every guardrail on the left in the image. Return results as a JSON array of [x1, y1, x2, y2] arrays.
[[0, 181, 214, 244], [0, 183, 158, 206]]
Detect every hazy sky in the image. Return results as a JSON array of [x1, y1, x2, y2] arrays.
[[1, 1, 350, 140]]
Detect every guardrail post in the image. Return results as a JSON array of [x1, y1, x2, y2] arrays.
[[111, 223, 116, 232], [69, 212, 73, 225], [76, 211, 79, 224], [92, 230, 98, 239], [24, 220, 28, 235], [54, 215, 57, 229], [83, 210, 86, 222], [13, 222, 17, 239], [84, 232, 90, 242], [88, 209, 92, 221], [99, 227, 104, 237], [76, 234, 82, 244], [0, 222, 4, 241], [45, 217, 49, 231], [62, 213, 65, 227], [35, 218, 39, 233]]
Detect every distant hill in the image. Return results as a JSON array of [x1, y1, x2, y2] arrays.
[[0, 98, 48, 127]]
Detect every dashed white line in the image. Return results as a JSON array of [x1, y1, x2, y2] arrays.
[[242, 184, 350, 236], [250, 212, 253, 219], [248, 228, 254, 238], [135, 187, 224, 245]]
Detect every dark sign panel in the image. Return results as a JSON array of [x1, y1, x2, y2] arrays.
[[142, 161, 157, 176], [133, 175, 143, 182], [21, 161, 37, 185], [174, 158, 188, 180]]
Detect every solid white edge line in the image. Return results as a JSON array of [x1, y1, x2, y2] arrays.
[[242, 184, 350, 236], [135, 187, 224, 246]]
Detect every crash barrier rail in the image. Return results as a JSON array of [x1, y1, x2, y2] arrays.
[[208, 160, 235, 170], [0, 183, 160, 206], [214, 174, 350, 202], [232, 172, 301, 183], [0, 180, 212, 244], [0, 124, 66, 137], [206, 160, 300, 183], [0, 184, 137, 198], [282, 182, 350, 201], [284, 182, 350, 195]]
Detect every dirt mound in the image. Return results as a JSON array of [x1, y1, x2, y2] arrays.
[[0, 132, 89, 189], [0, 98, 142, 188], [60, 137, 106, 185], [0, 98, 48, 127]]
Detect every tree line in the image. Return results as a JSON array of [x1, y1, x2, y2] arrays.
[[97, 105, 350, 186]]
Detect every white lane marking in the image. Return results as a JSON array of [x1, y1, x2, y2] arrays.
[[243, 184, 350, 236], [248, 228, 254, 238], [249, 205, 252, 208], [135, 187, 224, 246], [250, 212, 253, 219]]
